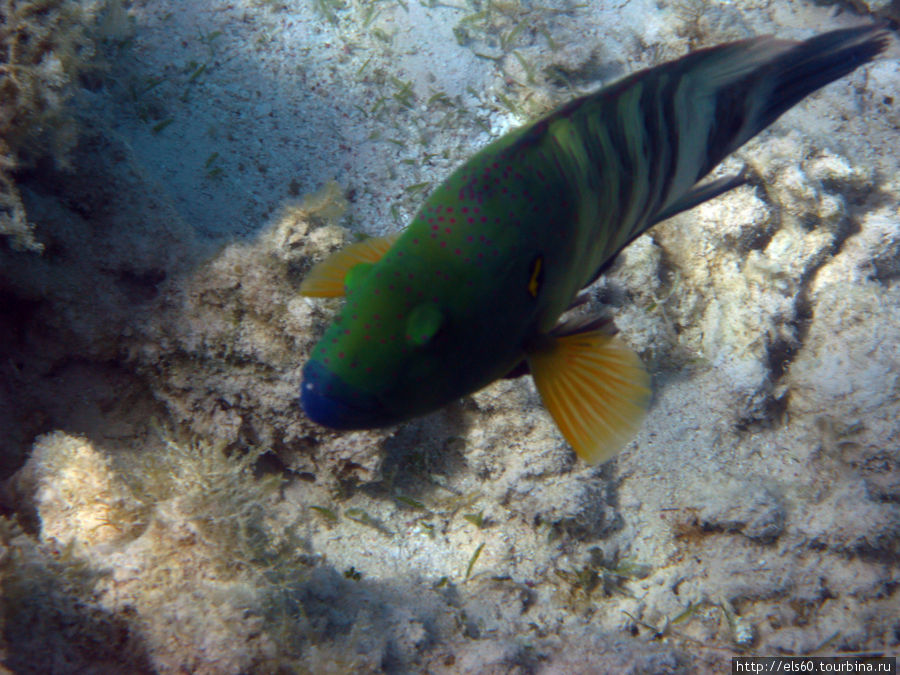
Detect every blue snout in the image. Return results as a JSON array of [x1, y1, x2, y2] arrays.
[[300, 359, 395, 430]]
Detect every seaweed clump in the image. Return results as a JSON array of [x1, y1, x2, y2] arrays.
[[0, 0, 120, 251], [4, 429, 315, 673]]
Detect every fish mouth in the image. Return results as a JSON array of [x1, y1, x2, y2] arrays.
[[300, 359, 395, 430]]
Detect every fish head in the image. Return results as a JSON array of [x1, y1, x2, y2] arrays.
[[300, 260, 460, 429]]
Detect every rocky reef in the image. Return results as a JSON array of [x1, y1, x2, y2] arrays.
[[0, 0, 898, 672]]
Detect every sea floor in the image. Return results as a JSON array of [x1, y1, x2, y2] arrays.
[[1, 0, 899, 672]]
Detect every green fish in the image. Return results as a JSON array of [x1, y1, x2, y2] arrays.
[[299, 25, 889, 463]]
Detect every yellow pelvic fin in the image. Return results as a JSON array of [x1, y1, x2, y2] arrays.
[[299, 232, 401, 297], [526, 328, 651, 464]]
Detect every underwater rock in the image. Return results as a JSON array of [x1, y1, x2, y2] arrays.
[[422, 632, 687, 674], [12, 431, 146, 551], [514, 473, 620, 541], [0, 0, 132, 251], [0, 121, 194, 478], [4, 430, 329, 674], [695, 477, 786, 543], [1, 0, 898, 670], [626, 135, 887, 433], [798, 479, 900, 557], [781, 199, 900, 558]]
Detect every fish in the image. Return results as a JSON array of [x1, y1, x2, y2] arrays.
[[298, 24, 890, 463]]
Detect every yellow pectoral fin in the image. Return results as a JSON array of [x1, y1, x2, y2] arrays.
[[526, 329, 651, 464], [299, 232, 401, 297]]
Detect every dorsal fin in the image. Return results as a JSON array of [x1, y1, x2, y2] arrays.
[[300, 233, 401, 297]]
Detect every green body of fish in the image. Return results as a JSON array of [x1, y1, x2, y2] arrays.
[[300, 25, 889, 462]]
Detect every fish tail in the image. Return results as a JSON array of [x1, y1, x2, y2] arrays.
[[657, 23, 891, 215], [703, 23, 891, 171], [563, 24, 890, 271]]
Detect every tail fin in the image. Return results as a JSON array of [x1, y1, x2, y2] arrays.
[[708, 24, 891, 171], [569, 23, 891, 273]]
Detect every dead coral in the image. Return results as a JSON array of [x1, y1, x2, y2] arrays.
[[12, 431, 148, 552], [0, 514, 156, 672], [0, 0, 117, 250], [9, 429, 314, 673], [0, 150, 32, 251]]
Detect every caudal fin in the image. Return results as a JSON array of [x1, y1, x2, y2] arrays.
[[575, 23, 891, 269], [749, 25, 891, 146], [692, 23, 891, 181]]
